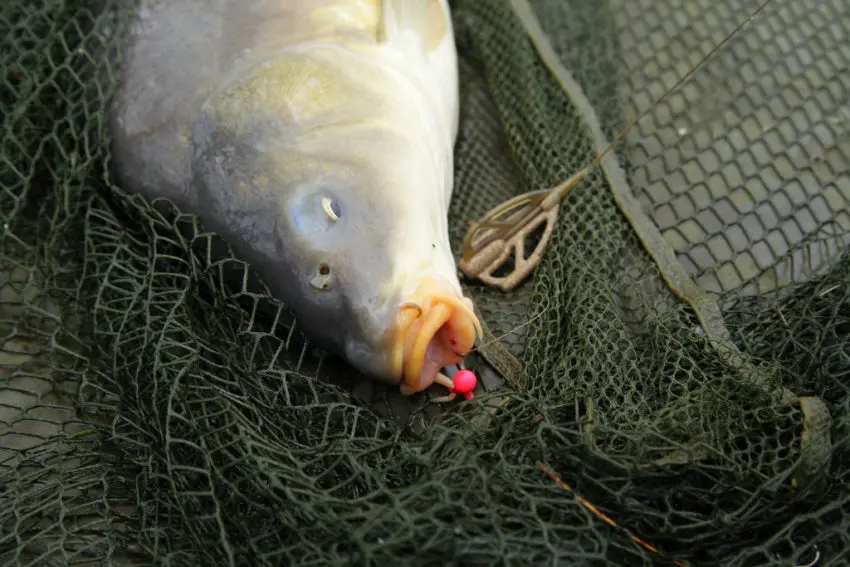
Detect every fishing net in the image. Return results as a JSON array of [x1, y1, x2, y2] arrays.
[[1, 0, 848, 565]]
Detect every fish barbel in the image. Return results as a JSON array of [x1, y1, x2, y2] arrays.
[[109, 0, 482, 396]]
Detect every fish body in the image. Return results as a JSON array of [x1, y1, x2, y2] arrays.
[[109, 0, 481, 395]]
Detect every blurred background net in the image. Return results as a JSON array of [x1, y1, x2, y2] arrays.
[[1, 0, 848, 565]]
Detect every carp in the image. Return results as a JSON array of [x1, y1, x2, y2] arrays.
[[109, 0, 482, 397]]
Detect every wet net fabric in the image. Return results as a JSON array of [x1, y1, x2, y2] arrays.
[[1, 0, 848, 565]]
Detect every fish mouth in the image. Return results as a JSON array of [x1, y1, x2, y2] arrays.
[[390, 277, 482, 395]]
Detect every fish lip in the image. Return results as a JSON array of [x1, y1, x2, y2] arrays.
[[389, 279, 482, 393], [403, 302, 454, 381]]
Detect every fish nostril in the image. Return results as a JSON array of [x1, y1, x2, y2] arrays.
[[310, 263, 333, 290]]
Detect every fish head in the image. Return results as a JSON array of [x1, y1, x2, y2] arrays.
[[187, 5, 475, 395], [268, 123, 481, 395]]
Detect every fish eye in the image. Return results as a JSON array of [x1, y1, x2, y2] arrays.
[[289, 193, 342, 237], [321, 197, 341, 221]]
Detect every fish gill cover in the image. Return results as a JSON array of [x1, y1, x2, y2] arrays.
[[0, 0, 848, 566]]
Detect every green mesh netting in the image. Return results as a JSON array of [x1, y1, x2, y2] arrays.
[[2, 0, 848, 565]]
